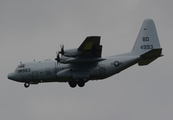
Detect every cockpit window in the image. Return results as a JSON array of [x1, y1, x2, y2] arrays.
[[17, 64, 25, 68], [15, 64, 25, 72]]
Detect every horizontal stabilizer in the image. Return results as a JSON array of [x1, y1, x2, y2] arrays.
[[138, 48, 162, 66], [140, 48, 162, 58]]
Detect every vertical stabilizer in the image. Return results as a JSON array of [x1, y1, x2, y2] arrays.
[[132, 19, 161, 55]]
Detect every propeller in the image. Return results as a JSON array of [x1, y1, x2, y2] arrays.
[[59, 44, 64, 55], [55, 51, 60, 62], [55, 44, 65, 63]]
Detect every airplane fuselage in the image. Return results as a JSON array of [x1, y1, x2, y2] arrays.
[[8, 54, 140, 87]]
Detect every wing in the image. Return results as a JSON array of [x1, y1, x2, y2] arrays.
[[57, 36, 104, 64], [77, 36, 102, 57]]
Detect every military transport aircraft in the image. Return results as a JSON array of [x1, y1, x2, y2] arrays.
[[8, 19, 163, 88]]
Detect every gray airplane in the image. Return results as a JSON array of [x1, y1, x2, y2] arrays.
[[8, 19, 163, 88]]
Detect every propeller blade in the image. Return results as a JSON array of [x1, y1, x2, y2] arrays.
[[55, 51, 60, 62], [60, 44, 64, 55]]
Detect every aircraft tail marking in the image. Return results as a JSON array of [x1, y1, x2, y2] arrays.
[[132, 19, 161, 55], [131, 19, 163, 65]]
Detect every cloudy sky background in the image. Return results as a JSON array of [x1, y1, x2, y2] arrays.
[[1, 0, 173, 120]]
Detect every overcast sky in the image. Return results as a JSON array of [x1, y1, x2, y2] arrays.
[[1, 0, 173, 120]]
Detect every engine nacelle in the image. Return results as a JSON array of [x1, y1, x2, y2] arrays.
[[63, 48, 83, 57]]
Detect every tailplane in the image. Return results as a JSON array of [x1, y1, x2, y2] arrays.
[[132, 19, 163, 65]]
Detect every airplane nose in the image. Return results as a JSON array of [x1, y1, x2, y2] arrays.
[[8, 72, 23, 82], [8, 72, 16, 80]]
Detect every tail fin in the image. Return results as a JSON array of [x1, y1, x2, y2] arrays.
[[132, 19, 163, 65], [132, 19, 161, 54]]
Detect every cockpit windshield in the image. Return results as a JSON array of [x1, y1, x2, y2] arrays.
[[15, 64, 25, 72], [17, 64, 25, 68]]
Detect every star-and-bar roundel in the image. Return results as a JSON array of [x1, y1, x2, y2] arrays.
[[114, 61, 120, 67]]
